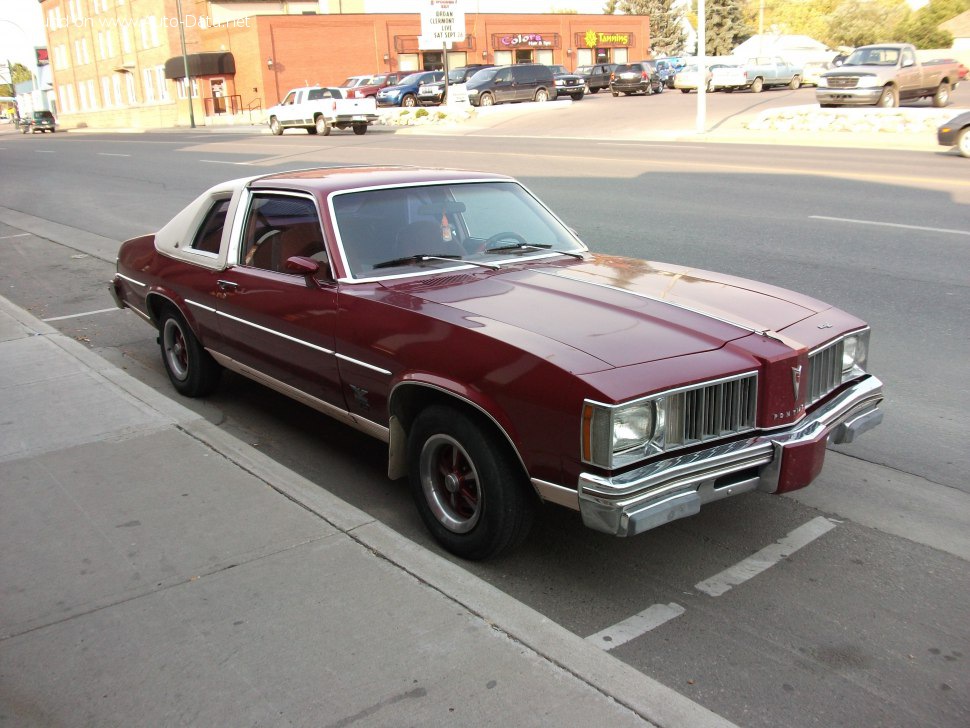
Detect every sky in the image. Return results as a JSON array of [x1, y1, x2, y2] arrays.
[[1, 0, 48, 69]]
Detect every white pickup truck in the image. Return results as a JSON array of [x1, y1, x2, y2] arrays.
[[266, 86, 379, 136]]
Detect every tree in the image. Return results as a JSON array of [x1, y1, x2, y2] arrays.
[[617, 0, 688, 55], [825, 0, 907, 48], [894, 0, 970, 49], [706, 0, 752, 55], [603, 0, 620, 12], [0, 63, 32, 99]]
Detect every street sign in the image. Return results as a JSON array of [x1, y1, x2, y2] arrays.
[[419, 0, 465, 50]]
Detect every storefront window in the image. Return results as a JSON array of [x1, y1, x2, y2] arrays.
[[399, 53, 419, 71], [494, 50, 512, 65], [514, 49, 532, 64], [535, 49, 553, 65], [422, 51, 444, 71], [613, 48, 628, 63]]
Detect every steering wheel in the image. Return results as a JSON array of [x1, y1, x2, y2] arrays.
[[483, 231, 527, 250], [244, 228, 281, 266]]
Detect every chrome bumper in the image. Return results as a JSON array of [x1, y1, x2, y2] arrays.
[[815, 88, 883, 105], [578, 376, 884, 537]]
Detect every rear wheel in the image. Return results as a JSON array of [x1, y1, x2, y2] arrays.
[[750, 77, 764, 93], [353, 122, 367, 135], [534, 88, 549, 102], [789, 75, 801, 90], [932, 82, 950, 108], [707, 79, 716, 93], [269, 117, 283, 136], [680, 88, 690, 94], [408, 405, 535, 560], [158, 307, 221, 397]]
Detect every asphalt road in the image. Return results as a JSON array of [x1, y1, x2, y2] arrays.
[[0, 120, 968, 728]]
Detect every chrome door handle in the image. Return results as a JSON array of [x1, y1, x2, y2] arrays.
[[217, 280, 239, 291]]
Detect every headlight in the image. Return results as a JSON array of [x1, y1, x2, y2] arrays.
[[583, 400, 658, 468], [817, 76, 829, 88], [841, 330, 869, 380], [855, 75, 880, 88]]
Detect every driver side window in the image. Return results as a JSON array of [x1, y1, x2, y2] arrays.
[[240, 193, 327, 274]]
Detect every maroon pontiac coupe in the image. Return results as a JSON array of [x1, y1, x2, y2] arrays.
[[110, 167, 884, 559]]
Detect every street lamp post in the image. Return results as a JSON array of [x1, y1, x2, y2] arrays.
[[175, 0, 196, 128]]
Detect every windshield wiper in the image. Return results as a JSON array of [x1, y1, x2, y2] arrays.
[[485, 242, 586, 260], [372, 254, 461, 269]]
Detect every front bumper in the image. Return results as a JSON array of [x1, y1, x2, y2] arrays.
[[815, 88, 883, 105], [578, 375, 883, 537]]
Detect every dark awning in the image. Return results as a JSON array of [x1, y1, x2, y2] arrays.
[[164, 52, 236, 80]]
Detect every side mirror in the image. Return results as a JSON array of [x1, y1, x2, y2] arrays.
[[285, 256, 329, 287]]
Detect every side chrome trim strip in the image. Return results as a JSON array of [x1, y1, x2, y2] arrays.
[[207, 350, 390, 443], [116, 273, 146, 288], [335, 352, 392, 376], [215, 310, 335, 355], [186, 299, 217, 314]]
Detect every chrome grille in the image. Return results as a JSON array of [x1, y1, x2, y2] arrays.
[[808, 339, 844, 405], [827, 77, 858, 89], [665, 373, 757, 447]]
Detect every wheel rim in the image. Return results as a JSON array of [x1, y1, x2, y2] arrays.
[[481, 94, 493, 106], [880, 90, 895, 107], [316, 117, 327, 133], [536, 90, 548, 102], [958, 130, 970, 157], [162, 318, 189, 382], [403, 95, 415, 107], [419, 434, 482, 534], [937, 87, 949, 105]]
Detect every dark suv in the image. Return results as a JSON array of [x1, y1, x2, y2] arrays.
[[22, 110, 56, 133], [548, 65, 586, 100], [575, 63, 616, 93], [466, 64, 555, 107], [417, 65, 492, 105], [610, 62, 664, 96]]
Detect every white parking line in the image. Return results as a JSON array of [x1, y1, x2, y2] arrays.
[[200, 159, 252, 165], [811, 215, 970, 237], [586, 603, 686, 651], [98, 152, 131, 157], [0, 233, 31, 240], [695, 516, 837, 597], [42, 307, 120, 322]]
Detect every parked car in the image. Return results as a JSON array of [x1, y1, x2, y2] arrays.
[[110, 166, 884, 560], [376, 70, 444, 107], [673, 64, 713, 93], [741, 56, 803, 92], [801, 61, 833, 87], [266, 86, 378, 136], [575, 63, 615, 93], [416, 65, 491, 105], [465, 64, 555, 107], [937, 111, 970, 157], [21, 110, 56, 133], [547, 64, 586, 100], [610, 62, 664, 96], [816, 44, 961, 108], [340, 72, 406, 99], [653, 59, 677, 88]]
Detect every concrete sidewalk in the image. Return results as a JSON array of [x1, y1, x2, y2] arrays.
[[0, 294, 735, 728]]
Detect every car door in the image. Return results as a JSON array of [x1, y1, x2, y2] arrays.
[[491, 67, 513, 102], [898, 47, 922, 97], [276, 90, 300, 127], [213, 189, 345, 409]]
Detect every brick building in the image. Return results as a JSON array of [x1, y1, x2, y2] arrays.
[[40, 1, 651, 129]]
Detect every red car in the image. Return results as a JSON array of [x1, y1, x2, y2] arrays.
[[110, 167, 884, 559]]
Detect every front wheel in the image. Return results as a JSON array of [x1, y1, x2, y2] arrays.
[[789, 75, 801, 90], [750, 77, 764, 93], [479, 92, 494, 107], [408, 405, 535, 560], [158, 308, 221, 397], [956, 128, 970, 158], [932, 82, 950, 108], [402, 94, 417, 107], [269, 117, 283, 136], [611, 90, 619, 97], [680, 88, 690, 94], [877, 86, 897, 107], [315, 115, 331, 135], [707, 79, 716, 93]]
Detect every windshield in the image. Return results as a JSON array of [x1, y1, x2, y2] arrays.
[[844, 48, 900, 66], [341, 76, 368, 87], [549, 65, 568, 75], [447, 68, 466, 82], [576, 66, 593, 74], [331, 181, 587, 279], [398, 72, 426, 85], [469, 67, 498, 83]]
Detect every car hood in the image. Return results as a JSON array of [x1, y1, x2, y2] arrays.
[[381, 255, 826, 371]]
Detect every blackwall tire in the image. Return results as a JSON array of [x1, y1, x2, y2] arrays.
[[158, 307, 221, 397], [408, 405, 535, 560]]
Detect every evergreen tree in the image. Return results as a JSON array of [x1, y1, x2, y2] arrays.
[[618, 0, 688, 56], [706, 0, 752, 56]]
